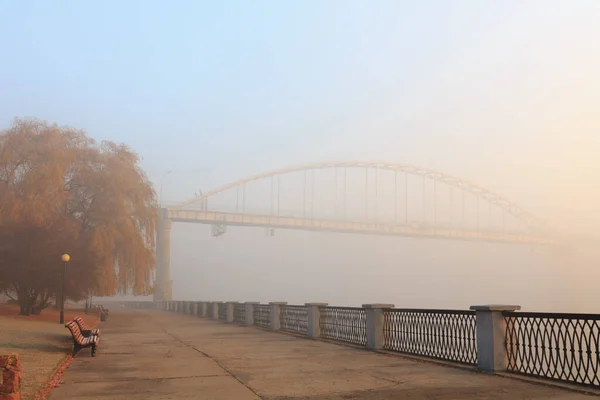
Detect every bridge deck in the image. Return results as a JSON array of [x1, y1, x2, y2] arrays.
[[51, 310, 590, 399], [168, 209, 553, 245]]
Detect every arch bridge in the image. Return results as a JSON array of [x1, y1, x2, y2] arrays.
[[154, 161, 553, 301]]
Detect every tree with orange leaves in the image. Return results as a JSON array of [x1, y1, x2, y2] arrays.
[[0, 118, 157, 315]]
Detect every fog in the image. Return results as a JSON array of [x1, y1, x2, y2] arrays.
[[163, 2, 600, 312], [1, 1, 599, 312]]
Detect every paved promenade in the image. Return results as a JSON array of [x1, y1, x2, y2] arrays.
[[50, 310, 593, 399]]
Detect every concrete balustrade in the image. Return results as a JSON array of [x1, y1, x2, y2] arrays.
[[126, 300, 524, 376]]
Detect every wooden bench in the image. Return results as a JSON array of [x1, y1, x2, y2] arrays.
[[74, 316, 100, 337], [65, 320, 99, 357]]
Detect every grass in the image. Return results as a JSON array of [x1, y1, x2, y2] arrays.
[[0, 303, 98, 400]]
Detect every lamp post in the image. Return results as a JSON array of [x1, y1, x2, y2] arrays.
[[59, 253, 70, 324]]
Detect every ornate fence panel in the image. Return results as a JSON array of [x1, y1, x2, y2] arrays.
[[319, 307, 367, 346], [383, 309, 477, 365], [280, 305, 308, 335], [234, 303, 246, 324], [218, 303, 227, 321], [504, 311, 600, 387], [253, 304, 271, 328]]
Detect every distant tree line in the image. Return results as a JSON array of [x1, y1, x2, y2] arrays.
[[0, 118, 157, 315]]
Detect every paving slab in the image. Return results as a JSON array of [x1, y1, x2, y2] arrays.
[[51, 310, 594, 399]]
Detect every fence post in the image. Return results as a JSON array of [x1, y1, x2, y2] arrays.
[[305, 303, 328, 338], [193, 302, 199, 316], [269, 302, 287, 331], [245, 302, 258, 326], [363, 304, 394, 350], [470, 305, 521, 371], [211, 302, 221, 320], [200, 302, 208, 317], [226, 302, 237, 323]]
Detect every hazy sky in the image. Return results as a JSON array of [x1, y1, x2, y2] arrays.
[[1, 1, 599, 310]]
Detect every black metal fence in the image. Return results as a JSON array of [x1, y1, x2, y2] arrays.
[[319, 307, 367, 346], [504, 311, 600, 387], [280, 305, 308, 335], [234, 303, 246, 324], [253, 304, 271, 328], [218, 303, 227, 320], [383, 309, 477, 365]]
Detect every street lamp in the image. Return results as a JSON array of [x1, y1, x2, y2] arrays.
[[59, 253, 70, 324]]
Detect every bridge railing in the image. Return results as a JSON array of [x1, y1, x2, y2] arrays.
[[128, 301, 600, 389]]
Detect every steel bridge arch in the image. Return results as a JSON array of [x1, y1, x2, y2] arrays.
[[169, 161, 541, 226]]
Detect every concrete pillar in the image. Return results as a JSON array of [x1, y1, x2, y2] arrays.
[[226, 302, 237, 323], [470, 305, 521, 371], [193, 302, 199, 316], [200, 302, 208, 317], [245, 302, 258, 326], [304, 303, 329, 338], [363, 304, 394, 350], [154, 209, 173, 302], [211, 302, 221, 320], [305, 303, 328, 338], [269, 302, 287, 331]]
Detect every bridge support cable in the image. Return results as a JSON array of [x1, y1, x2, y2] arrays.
[[303, 170, 307, 218], [394, 169, 398, 224], [270, 175, 274, 216], [405, 172, 408, 225], [450, 185, 453, 227], [343, 168, 347, 220], [335, 167, 338, 219], [476, 195, 480, 232], [365, 167, 368, 221], [422, 175, 426, 224], [462, 189, 465, 228], [433, 178, 437, 227], [311, 170, 315, 220], [375, 168, 379, 222], [242, 183, 246, 214]]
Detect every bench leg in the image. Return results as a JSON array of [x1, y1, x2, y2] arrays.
[[73, 344, 81, 357], [91, 343, 97, 357]]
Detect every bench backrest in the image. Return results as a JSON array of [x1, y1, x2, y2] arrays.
[[73, 316, 89, 331], [65, 321, 86, 345]]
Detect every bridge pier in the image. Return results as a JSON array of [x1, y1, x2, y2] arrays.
[[154, 208, 173, 302]]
